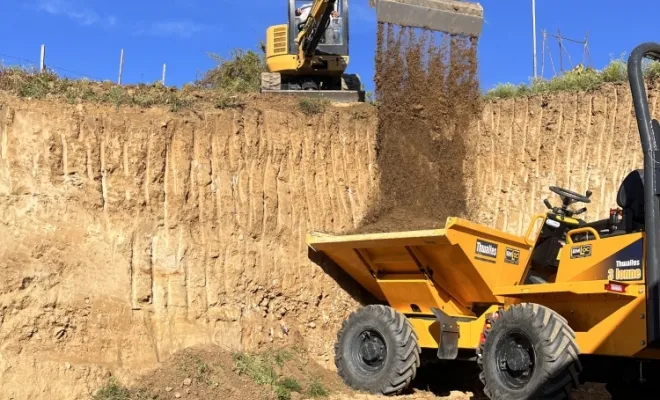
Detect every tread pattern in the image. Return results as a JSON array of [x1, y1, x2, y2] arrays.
[[476, 303, 582, 400], [334, 305, 421, 396]]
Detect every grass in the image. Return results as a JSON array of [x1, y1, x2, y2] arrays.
[[92, 378, 157, 400], [233, 352, 279, 386], [232, 349, 327, 400], [91, 378, 130, 400], [272, 349, 293, 367], [0, 46, 269, 112], [279, 377, 303, 392], [484, 57, 660, 100], [188, 354, 217, 387], [0, 67, 195, 111], [307, 379, 329, 398], [298, 97, 328, 115]]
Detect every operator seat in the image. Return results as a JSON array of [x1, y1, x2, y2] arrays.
[[617, 169, 645, 233]]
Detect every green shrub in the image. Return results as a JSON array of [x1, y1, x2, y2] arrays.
[[484, 55, 660, 99], [307, 379, 328, 398], [196, 48, 266, 93], [298, 98, 328, 115], [279, 377, 302, 393], [233, 352, 278, 386], [92, 378, 130, 400]]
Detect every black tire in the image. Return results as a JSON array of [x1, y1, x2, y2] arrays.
[[334, 305, 421, 396], [476, 303, 582, 400]]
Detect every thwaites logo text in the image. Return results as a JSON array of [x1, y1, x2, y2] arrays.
[[476, 240, 498, 258], [616, 259, 641, 268]]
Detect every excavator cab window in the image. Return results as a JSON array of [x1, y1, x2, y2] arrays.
[[293, 1, 343, 45], [289, 0, 349, 56]]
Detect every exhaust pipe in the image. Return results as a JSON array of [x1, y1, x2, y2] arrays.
[[369, 0, 484, 37]]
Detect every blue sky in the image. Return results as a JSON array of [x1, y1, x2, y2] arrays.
[[1, 0, 658, 92]]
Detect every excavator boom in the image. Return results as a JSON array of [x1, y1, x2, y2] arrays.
[[296, 0, 338, 69]]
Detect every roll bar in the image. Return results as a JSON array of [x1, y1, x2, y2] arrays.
[[628, 42, 660, 347]]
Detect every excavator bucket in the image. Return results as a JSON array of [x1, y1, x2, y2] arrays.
[[369, 0, 484, 37]]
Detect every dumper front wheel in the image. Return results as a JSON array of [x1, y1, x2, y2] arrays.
[[334, 305, 421, 396], [477, 303, 582, 400]]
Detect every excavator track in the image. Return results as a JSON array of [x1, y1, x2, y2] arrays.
[[260, 72, 365, 103]]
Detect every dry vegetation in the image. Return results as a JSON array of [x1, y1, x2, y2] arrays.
[[484, 57, 660, 99], [90, 346, 334, 400], [0, 47, 267, 112], [0, 47, 340, 117], [4, 48, 658, 110]]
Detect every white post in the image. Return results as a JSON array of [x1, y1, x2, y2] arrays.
[[532, 0, 537, 79], [118, 49, 124, 84], [162, 64, 166, 85], [40, 44, 46, 73]]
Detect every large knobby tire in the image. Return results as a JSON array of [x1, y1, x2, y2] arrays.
[[477, 303, 582, 400], [334, 305, 421, 396]]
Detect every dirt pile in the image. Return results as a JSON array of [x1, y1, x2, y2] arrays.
[[91, 344, 482, 400], [355, 23, 481, 233], [107, 345, 347, 400]]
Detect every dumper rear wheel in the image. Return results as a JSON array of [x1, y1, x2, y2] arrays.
[[334, 305, 421, 395], [477, 303, 581, 400]]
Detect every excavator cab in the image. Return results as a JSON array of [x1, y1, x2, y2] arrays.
[[262, 0, 359, 100], [291, 0, 348, 49]]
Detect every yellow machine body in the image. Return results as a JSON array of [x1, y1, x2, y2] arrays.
[[307, 215, 649, 359], [265, 24, 349, 77]]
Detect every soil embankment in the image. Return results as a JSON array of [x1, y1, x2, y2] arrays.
[[0, 76, 655, 399], [0, 95, 377, 399]]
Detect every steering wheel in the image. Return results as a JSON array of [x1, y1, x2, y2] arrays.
[[549, 186, 592, 204], [544, 186, 592, 218]]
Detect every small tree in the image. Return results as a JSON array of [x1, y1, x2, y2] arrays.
[[197, 46, 266, 93]]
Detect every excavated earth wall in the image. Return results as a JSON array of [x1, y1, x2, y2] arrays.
[[0, 97, 377, 399], [0, 81, 656, 398], [465, 84, 657, 235]]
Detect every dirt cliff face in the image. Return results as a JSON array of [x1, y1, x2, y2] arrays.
[[0, 80, 654, 399], [0, 96, 377, 399], [464, 84, 655, 235]]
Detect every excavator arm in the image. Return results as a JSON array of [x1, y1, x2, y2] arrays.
[[293, 0, 484, 70], [295, 0, 338, 69]]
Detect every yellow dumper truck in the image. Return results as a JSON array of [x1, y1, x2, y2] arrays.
[[307, 43, 660, 399]]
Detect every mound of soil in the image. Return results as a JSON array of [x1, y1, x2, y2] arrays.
[[103, 345, 483, 400], [92, 343, 609, 400], [354, 23, 481, 234], [118, 345, 348, 400]]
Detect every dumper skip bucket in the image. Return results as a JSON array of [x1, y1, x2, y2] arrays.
[[369, 0, 484, 37]]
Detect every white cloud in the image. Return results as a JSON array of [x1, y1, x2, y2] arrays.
[[36, 0, 115, 28], [136, 20, 213, 38]]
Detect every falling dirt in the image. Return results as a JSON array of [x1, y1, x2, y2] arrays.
[[354, 23, 481, 233]]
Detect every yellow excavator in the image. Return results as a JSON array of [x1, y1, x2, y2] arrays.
[[261, 0, 485, 102]]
